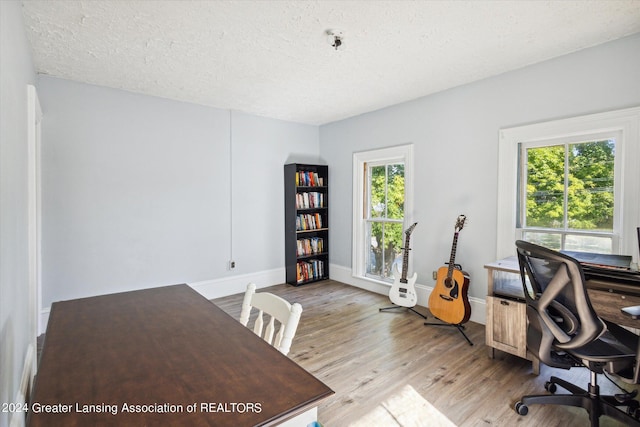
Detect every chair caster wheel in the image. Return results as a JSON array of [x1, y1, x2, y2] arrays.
[[545, 381, 557, 393], [515, 401, 528, 416]]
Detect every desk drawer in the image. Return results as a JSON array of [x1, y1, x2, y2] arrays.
[[486, 296, 527, 358]]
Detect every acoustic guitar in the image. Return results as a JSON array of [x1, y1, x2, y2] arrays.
[[389, 222, 418, 307], [428, 215, 471, 325]]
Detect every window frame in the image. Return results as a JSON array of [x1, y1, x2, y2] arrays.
[[497, 107, 640, 261], [352, 144, 414, 283]]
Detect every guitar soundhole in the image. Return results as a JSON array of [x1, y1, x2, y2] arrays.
[[443, 278, 459, 298]]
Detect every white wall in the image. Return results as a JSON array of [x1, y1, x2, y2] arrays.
[[230, 112, 325, 273], [38, 76, 320, 310], [0, 1, 36, 425], [320, 34, 640, 309]]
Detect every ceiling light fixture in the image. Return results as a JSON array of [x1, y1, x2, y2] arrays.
[[326, 29, 344, 51]]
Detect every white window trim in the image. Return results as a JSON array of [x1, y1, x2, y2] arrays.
[[497, 107, 640, 262], [352, 144, 414, 282]]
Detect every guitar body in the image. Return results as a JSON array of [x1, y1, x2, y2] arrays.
[[428, 215, 471, 325], [387, 222, 419, 308], [389, 263, 418, 307], [429, 265, 471, 325]]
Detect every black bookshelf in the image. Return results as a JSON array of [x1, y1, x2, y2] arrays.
[[284, 163, 329, 286]]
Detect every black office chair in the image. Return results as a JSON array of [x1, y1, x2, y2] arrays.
[[514, 240, 640, 426]]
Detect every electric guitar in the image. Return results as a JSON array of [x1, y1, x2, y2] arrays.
[[428, 215, 471, 325], [389, 222, 418, 307]]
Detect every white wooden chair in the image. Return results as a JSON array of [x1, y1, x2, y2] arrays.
[[239, 283, 302, 356]]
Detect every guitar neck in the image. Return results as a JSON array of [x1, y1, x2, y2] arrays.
[[446, 232, 459, 278], [400, 233, 411, 282]]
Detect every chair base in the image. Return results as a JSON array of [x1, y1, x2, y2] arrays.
[[515, 375, 640, 427]]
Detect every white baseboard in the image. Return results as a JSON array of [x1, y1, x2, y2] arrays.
[[38, 264, 486, 332], [330, 264, 486, 325], [189, 268, 285, 300]]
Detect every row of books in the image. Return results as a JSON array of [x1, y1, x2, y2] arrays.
[[297, 259, 325, 283], [296, 192, 325, 209], [296, 213, 324, 231], [296, 171, 325, 187], [297, 237, 325, 257]]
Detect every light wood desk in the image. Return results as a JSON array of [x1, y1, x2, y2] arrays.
[[28, 284, 333, 426], [485, 257, 640, 375]]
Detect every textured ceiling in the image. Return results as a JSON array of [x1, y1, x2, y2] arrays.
[[21, 0, 640, 125]]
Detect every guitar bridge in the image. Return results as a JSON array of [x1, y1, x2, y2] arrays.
[[439, 294, 454, 301]]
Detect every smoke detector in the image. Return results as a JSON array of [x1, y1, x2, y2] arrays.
[[326, 29, 344, 51]]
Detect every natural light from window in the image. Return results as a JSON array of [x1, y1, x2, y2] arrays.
[[365, 162, 405, 281], [519, 138, 616, 253], [353, 144, 413, 284]]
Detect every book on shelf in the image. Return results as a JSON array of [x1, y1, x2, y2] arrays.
[[296, 192, 325, 209], [295, 171, 325, 187], [296, 237, 325, 256], [296, 259, 325, 283], [296, 213, 325, 231]]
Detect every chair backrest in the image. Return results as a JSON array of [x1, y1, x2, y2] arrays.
[[239, 283, 302, 356], [515, 240, 605, 367]]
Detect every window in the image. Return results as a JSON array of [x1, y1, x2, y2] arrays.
[[519, 135, 619, 253], [353, 145, 413, 283], [365, 162, 405, 281], [497, 107, 640, 260]]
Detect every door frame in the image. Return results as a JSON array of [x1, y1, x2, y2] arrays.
[[27, 84, 42, 373]]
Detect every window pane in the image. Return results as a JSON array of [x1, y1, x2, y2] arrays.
[[522, 231, 562, 250], [384, 222, 404, 278], [565, 235, 612, 253], [386, 163, 405, 219], [522, 139, 616, 252], [568, 140, 615, 232], [365, 221, 404, 281], [525, 145, 565, 228], [366, 222, 383, 276], [369, 166, 386, 218]]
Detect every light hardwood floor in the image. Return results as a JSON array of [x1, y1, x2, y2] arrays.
[[214, 279, 640, 427]]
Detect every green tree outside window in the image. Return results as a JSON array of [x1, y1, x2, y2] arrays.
[[524, 139, 615, 251]]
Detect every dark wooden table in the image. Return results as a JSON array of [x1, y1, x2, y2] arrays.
[[28, 284, 333, 426]]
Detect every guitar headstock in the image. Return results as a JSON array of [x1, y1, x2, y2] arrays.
[[405, 222, 418, 236], [454, 215, 466, 232]]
